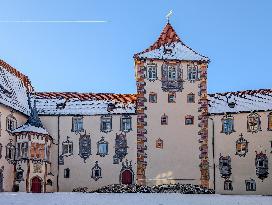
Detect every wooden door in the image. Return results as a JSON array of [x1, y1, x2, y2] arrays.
[[31, 177, 42, 193], [121, 170, 133, 184]]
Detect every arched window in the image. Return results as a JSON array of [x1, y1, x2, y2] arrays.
[[6, 114, 17, 132], [91, 161, 102, 181], [161, 114, 168, 125], [46, 179, 53, 186]]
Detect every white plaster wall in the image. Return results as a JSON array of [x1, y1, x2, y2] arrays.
[[40, 114, 137, 192], [143, 60, 204, 186], [211, 112, 272, 195], [0, 104, 28, 191]]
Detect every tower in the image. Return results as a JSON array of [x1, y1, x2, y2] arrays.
[[134, 21, 210, 187], [12, 94, 54, 192]]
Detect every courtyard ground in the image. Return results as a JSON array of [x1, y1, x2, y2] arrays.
[[0, 193, 271, 205]]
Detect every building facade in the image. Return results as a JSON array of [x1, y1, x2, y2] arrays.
[[0, 22, 271, 195]]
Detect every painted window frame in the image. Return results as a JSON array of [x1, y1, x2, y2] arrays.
[[187, 93, 195, 103], [161, 114, 168, 125], [156, 138, 163, 149], [91, 161, 102, 181], [185, 115, 194, 125], [221, 115, 235, 135], [168, 92, 176, 103], [6, 115, 17, 132], [245, 179, 256, 191], [71, 117, 84, 133], [224, 179, 233, 191], [120, 115, 132, 132], [149, 92, 157, 103], [168, 66, 177, 80], [97, 136, 109, 157], [16, 142, 28, 159], [62, 136, 73, 157], [187, 64, 199, 81], [247, 112, 261, 133], [100, 115, 112, 133], [147, 64, 157, 81]]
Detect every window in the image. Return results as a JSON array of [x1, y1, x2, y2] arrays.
[[0, 143, 2, 159], [5, 140, 15, 163], [245, 179, 256, 191], [161, 114, 168, 125], [235, 134, 249, 157], [91, 161, 102, 181], [6, 115, 17, 131], [79, 133, 92, 162], [147, 64, 157, 80], [97, 136, 108, 157], [62, 136, 73, 156], [101, 115, 112, 133], [247, 113, 261, 133], [15, 166, 24, 182], [255, 152, 268, 180], [187, 64, 198, 81], [64, 168, 70, 178], [72, 117, 83, 133], [168, 92, 176, 103], [149, 92, 157, 103], [185, 115, 194, 125], [30, 143, 45, 159], [121, 115, 132, 132], [46, 179, 53, 186], [16, 142, 28, 159], [224, 180, 233, 191], [187, 93, 195, 103], [268, 112, 272, 131], [168, 66, 177, 80], [156, 138, 163, 149], [219, 155, 232, 178], [221, 115, 235, 135], [33, 163, 42, 173]]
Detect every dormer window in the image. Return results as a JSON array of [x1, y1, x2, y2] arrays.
[[101, 115, 112, 133], [6, 115, 17, 132], [107, 103, 116, 112], [161, 114, 168, 125], [147, 64, 157, 81], [164, 48, 172, 55], [72, 117, 84, 133], [187, 64, 198, 81]]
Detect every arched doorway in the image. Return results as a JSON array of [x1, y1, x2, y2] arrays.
[[121, 169, 133, 185], [31, 177, 42, 193], [0, 169, 3, 192]]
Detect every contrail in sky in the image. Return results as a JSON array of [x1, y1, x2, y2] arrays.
[[0, 20, 107, 23]]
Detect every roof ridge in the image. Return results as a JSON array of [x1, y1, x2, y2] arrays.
[[0, 59, 33, 92], [208, 88, 272, 96]]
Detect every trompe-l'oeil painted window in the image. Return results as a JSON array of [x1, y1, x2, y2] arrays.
[[91, 161, 102, 181], [16, 142, 28, 159], [235, 134, 249, 157], [6, 115, 17, 132], [156, 138, 163, 149], [221, 115, 235, 135], [161, 114, 168, 125], [219, 155, 232, 178], [149, 92, 157, 103], [247, 113, 261, 133], [101, 115, 112, 133], [5, 139, 15, 163], [121, 115, 132, 132], [72, 117, 83, 133], [255, 152, 268, 181], [187, 93, 195, 103]]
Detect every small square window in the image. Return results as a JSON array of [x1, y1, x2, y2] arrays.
[[224, 180, 233, 191], [187, 93, 195, 103], [245, 179, 256, 191], [168, 93, 176, 103], [185, 115, 194, 125], [149, 93, 157, 103], [161, 114, 168, 125]]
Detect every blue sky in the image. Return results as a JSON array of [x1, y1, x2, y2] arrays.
[[0, 0, 271, 94]]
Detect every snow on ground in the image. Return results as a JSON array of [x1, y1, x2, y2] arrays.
[[0, 193, 271, 205]]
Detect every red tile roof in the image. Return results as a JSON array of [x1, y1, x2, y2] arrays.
[[35, 92, 137, 104], [0, 59, 33, 92], [134, 23, 181, 58]]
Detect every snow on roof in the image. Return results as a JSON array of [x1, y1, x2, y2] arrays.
[[12, 124, 49, 135], [208, 89, 272, 114], [0, 60, 33, 115], [34, 92, 137, 116], [134, 23, 209, 62]]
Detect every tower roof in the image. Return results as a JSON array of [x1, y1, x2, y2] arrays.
[[134, 22, 209, 62], [12, 93, 49, 136]]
